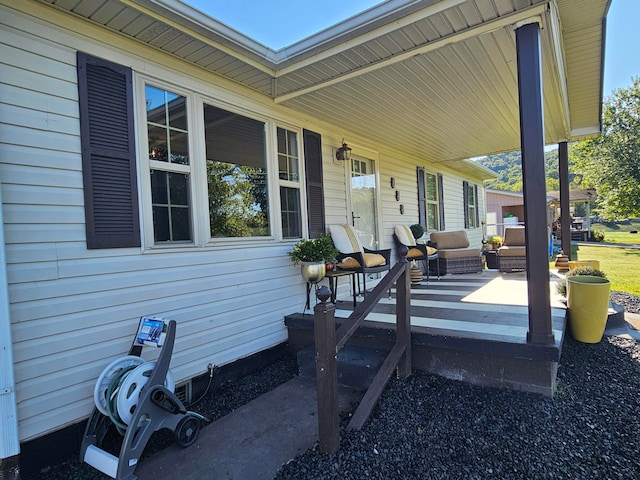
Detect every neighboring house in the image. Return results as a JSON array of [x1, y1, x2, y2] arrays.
[[547, 188, 598, 240], [485, 189, 525, 237], [0, 0, 609, 471]]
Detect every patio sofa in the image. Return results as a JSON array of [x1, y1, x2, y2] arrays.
[[428, 230, 482, 275]]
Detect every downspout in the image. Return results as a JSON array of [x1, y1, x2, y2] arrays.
[[0, 181, 20, 476]]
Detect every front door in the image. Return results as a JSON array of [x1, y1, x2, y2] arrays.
[[350, 156, 379, 248]]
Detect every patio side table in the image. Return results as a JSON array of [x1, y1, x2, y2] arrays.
[[324, 270, 357, 307], [484, 250, 499, 270]]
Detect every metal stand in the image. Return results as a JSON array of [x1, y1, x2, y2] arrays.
[[80, 319, 200, 480]]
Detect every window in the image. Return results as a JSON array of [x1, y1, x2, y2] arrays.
[[92, 58, 313, 247], [464, 181, 479, 229], [425, 172, 439, 231], [277, 127, 302, 238], [204, 104, 269, 238], [145, 85, 192, 243], [417, 168, 444, 231]]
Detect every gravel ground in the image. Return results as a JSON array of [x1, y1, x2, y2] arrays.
[[275, 334, 640, 479], [611, 290, 640, 314], [33, 292, 639, 479]]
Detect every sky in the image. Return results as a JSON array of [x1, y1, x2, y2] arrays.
[[182, 0, 639, 96]]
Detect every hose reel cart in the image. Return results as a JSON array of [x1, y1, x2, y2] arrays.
[[81, 316, 201, 480]]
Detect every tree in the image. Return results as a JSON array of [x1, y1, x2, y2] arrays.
[[571, 77, 640, 220]]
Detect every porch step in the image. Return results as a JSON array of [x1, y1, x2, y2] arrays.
[[606, 301, 625, 328], [297, 345, 388, 391]]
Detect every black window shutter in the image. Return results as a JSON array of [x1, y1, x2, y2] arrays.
[[474, 184, 480, 227], [463, 181, 469, 229], [417, 167, 426, 227], [437, 173, 445, 230], [303, 129, 325, 238], [77, 52, 140, 249]]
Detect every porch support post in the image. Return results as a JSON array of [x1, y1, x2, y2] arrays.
[[515, 21, 554, 345], [558, 142, 572, 257], [313, 291, 339, 454]]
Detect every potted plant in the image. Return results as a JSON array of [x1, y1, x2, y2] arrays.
[[487, 235, 503, 250], [288, 234, 339, 284], [557, 266, 611, 343]]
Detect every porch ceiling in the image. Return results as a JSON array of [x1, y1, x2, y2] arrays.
[[37, 0, 609, 163]]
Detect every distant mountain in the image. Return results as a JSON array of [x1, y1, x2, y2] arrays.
[[473, 149, 574, 192]]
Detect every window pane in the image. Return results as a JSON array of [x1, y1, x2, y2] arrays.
[[169, 130, 188, 165], [145, 85, 167, 125], [153, 206, 170, 241], [151, 170, 168, 204], [426, 173, 437, 201], [170, 207, 191, 241], [151, 170, 191, 242], [278, 154, 288, 180], [204, 104, 269, 238], [427, 204, 438, 231], [148, 125, 168, 161], [280, 187, 302, 238], [167, 92, 187, 130]]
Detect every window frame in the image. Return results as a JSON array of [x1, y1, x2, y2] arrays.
[[424, 171, 440, 231], [418, 168, 444, 232], [136, 75, 199, 249], [464, 181, 480, 229], [275, 125, 304, 239], [135, 73, 313, 249]]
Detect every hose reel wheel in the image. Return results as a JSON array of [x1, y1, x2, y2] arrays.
[[93, 356, 145, 416], [175, 414, 201, 448], [116, 361, 175, 425]]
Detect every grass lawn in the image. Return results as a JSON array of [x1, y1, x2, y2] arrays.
[[575, 244, 640, 297], [591, 220, 640, 245]]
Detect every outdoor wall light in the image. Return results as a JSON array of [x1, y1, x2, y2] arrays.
[[335, 139, 352, 161]]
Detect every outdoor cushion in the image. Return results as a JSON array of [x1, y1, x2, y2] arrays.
[[338, 253, 386, 269], [429, 230, 470, 250], [503, 226, 526, 246], [329, 224, 363, 253], [438, 247, 481, 259], [498, 246, 526, 257], [394, 225, 416, 247]]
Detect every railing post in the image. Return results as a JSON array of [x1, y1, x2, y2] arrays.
[[313, 286, 340, 454], [396, 247, 412, 378]]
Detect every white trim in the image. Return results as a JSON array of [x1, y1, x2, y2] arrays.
[[570, 126, 601, 138], [0, 182, 20, 460]]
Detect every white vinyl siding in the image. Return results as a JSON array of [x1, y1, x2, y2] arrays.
[[0, 6, 297, 441], [1, 2, 491, 443]]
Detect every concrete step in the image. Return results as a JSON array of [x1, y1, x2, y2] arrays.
[[297, 344, 388, 390], [606, 301, 625, 328]]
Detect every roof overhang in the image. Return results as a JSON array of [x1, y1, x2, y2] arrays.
[[35, 0, 610, 163]]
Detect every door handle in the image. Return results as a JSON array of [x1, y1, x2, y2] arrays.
[[351, 212, 360, 226]]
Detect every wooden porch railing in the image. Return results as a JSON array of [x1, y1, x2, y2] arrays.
[[313, 253, 412, 453]]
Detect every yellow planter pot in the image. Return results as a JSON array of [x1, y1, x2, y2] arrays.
[[568, 260, 600, 272], [567, 276, 611, 343]]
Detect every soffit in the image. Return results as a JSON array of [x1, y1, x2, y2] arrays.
[[35, 0, 609, 163]]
